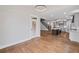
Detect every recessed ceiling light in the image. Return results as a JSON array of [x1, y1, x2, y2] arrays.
[[64, 12, 66, 14], [35, 5, 47, 12]]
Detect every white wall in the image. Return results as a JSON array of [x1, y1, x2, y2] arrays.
[[0, 6, 40, 48], [69, 13, 79, 42], [74, 13, 79, 29]]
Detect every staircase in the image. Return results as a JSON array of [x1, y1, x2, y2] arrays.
[[40, 18, 61, 35], [40, 18, 51, 31]]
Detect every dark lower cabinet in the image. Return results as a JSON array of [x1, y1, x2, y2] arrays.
[[52, 29, 61, 35]]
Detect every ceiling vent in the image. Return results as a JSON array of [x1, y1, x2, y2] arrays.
[[34, 5, 47, 12]]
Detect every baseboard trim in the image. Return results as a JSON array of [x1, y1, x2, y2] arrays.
[[0, 35, 40, 49]]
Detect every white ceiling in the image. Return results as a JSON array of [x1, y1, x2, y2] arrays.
[[31, 5, 79, 20], [1, 5, 79, 20]]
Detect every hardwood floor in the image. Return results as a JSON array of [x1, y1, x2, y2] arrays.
[[0, 30, 79, 53]]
